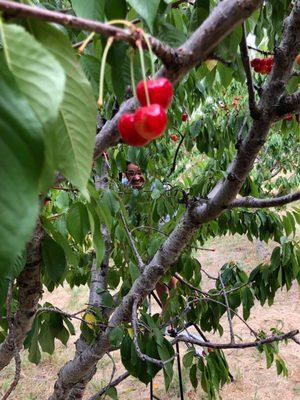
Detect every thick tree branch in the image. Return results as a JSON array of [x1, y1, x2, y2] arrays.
[[240, 24, 260, 119], [0, 0, 177, 68], [275, 90, 300, 117], [1, 282, 21, 400], [229, 191, 300, 209], [0, 220, 43, 371], [173, 329, 299, 349]]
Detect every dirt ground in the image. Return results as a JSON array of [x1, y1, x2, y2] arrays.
[[0, 234, 299, 400]]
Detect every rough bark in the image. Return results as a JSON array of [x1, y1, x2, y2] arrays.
[[66, 161, 111, 400], [0, 220, 43, 370]]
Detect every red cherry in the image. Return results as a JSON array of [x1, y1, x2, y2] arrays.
[[136, 78, 173, 109], [181, 112, 188, 122], [283, 114, 293, 121], [250, 58, 261, 68], [296, 54, 300, 65], [44, 196, 51, 206], [170, 134, 178, 142], [134, 104, 167, 140], [118, 113, 149, 147]]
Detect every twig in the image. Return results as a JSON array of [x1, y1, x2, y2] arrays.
[[88, 372, 130, 400], [168, 133, 186, 177], [209, 53, 232, 66], [173, 329, 299, 349], [130, 225, 168, 237], [292, 336, 300, 345], [132, 297, 176, 367], [219, 273, 235, 344], [240, 24, 260, 119], [247, 45, 274, 56], [120, 211, 145, 272], [1, 281, 21, 400], [102, 353, 117, 400], [37, 306, 110, 329]]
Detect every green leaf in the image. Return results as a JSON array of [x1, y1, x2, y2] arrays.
[[66, 202, 90, 244], [127, 0, 160, 31], [39, 322, 55, 354], [97, 290, 114, 308], [0, 22, 66, 191], [42, 235, 66, 283], [42, 218, 79, 267], [102, 189, 120, 215], [109, 327, 124, 347], [183, 349, 194, 368], [31, 22, 97, 197], [190, 363, 198, 389], [105, 0, 127, 20], [0, 22, 65, 127], [71, 0, 105, 21], [129, 261, 140, 282], [0, 59, 44, 273], [107, 387, 118, 400]]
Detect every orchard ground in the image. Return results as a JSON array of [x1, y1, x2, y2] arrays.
[[0, 230, 299, 400]]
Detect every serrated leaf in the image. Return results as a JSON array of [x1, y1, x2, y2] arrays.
[[127, 0, 160, 31], [71, 0, 105, 21], [0, 22, 65, 127], [42, 235, 66, 283], [42, 218, 79, 267], [31, 21, 97, 197], [109, 327, 124, 347], [105, 0, 127, 19], [0, 59, 44, 273], [66, 202, 90, 244]]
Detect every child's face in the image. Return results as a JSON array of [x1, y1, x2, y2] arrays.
[[125, 163, 145, 189]]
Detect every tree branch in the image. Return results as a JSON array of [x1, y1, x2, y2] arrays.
[[173, 329, 299, 349], [168, 133, 186, 177], [1, 282, 21, 400], [131, 297, 175, 367], [0, 220, 43, 371], [219, 274, 235, 344], [229, 191, 300, 209], [0, 0, 177, 68], [275, 90, 300, 117], [120, 211, 145, 272]]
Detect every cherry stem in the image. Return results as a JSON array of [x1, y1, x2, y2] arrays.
[[107, 19, 135, 30], [137, 40, 150, 107], [78, 31, 95, 53], [139, 31, 155, 77], [130, 50, 137, 99], [98, 36, 114, 109]]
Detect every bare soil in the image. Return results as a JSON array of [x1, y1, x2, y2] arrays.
[[0, 234, 299, 400]]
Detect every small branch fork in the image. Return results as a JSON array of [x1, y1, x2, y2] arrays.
[[131, 297, 176, 367], [120, 211, 145, 272], [1, 281, 21, 400]]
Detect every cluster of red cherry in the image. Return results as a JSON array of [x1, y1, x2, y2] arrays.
[[118, 78, 173, 147], [250, 57, 274, 74]]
